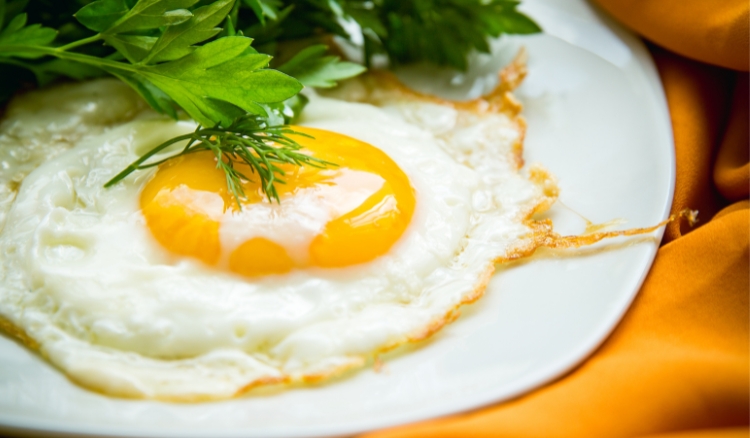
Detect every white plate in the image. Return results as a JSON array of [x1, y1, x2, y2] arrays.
[[0, 0, 674, 436]]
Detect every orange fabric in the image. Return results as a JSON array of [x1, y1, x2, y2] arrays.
[[654, 47, 736, 242], [641, 429, 749, 438], [594, 0, 749, 71], [361, 1, 750, 437]]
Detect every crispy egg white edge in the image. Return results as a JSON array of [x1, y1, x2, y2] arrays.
[[0, 80, 550, 400]]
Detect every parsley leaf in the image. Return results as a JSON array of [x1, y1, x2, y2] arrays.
[[135, 36, 302, 126], [77, 0, 197, 34], [0, 0, 313, 202], [143, 0, 233, 63], [343, 0, 541, 70], [235, 0, 541, 71], [0, 0, 538, 204], [74, 0, 132, 33], [277, 44, 365, 88], [242, 0, 280, 25], [41, 0, 301, 128], [104, 34, 157, 63], [0, 13, 56, 57]]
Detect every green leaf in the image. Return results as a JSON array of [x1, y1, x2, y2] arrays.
[[242, 0, 263, 22], [491, 11, 542, 34], [110, 70, 179, 119], [1, 0, 28, 30], [265, 92, 307, 124], [104, 0, 199, 34], [0, 13, 57, 58], [325, 0, 343, 17], [2, 10, 24, 34], [34, 58, 104, 85], [224, 7, 237, 36], [139, 36, 301, 126], [315, 0, 542, 71], [0, 56, 100, 87], [143, 0, 233, 64], [103, 34, 157, 62], [242, 0, 279, 25], [75, 0, 129, 32], [277, 45, 365, 88], [0, 0, 6, 32], [241, 3, 290, 49], [345, 7, 387, 38]]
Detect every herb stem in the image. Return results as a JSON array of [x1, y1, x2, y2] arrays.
[[0, 57, 34, 70], [0, 44, 136, 74], [56, 34, 102, 52], [104, 132, 197, 187]]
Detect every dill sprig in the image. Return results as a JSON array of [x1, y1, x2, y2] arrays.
[[104, 114, 332, 204]]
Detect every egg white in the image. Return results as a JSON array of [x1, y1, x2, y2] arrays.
[[0, 78, 555, 400]]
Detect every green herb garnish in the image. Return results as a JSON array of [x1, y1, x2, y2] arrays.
[[0, 0, 539, 204], [104, 113, 331, 206], [238, 0, 541, 70]]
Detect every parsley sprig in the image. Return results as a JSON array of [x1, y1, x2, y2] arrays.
[[239, 0, 541, 70], [0, 0, 540, 204], [0, 0, 306, 127], [0, 0, 362, 202]]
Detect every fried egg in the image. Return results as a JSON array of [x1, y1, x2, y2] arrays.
[[0, 57, 563, 400]]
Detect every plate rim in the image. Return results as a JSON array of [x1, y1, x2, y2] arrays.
[[0, 1, 676, 436]]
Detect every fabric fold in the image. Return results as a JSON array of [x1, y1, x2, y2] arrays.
[[361, 1, 749, 437], [593, 0, 749, 71]]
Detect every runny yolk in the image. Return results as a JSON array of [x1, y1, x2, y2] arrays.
[[140, 127, 416, 277]]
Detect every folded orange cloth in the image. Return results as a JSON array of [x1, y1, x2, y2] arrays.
[[593, 0, 749, 71], [361, 1, 749, 437]]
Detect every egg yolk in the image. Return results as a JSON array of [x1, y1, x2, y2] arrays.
[[140, 127, 416, 276]]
